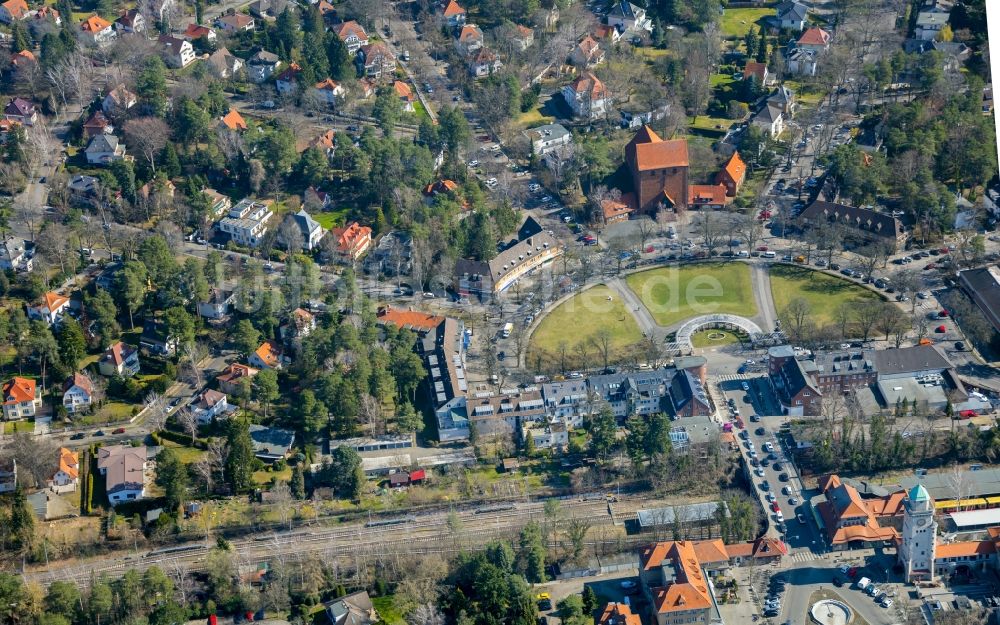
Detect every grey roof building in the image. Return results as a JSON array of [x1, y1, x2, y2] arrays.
[[959, 265, 1000, 334], [798, 200, 906, 251], [249, 425, 295, 462]]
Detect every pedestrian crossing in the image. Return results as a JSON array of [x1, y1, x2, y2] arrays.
[[788, 550, 819, 564]]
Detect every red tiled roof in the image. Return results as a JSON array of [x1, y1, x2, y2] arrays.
[[314, 78, 341, 91], [254, 340, 283, 367], [443, 0, 465, 16], [80, 14, 111, 32], [688, 184, 728, 206], [217, 362, 259, 384], [720, 151, 746, 184], [183, 24, 214, 39], [56, 447, 79, 479], [567, 71, 606, 98], [2, 0, 28, 20], [376, 306, 445, 333], [798, 27, 830, 46], [64, 372, 94, 395], [936, 540, 996, 559], [335, 20, 367, 41], [598, 603, 641, 625], [2, 377, 36, 405], [220, 108, 247, 131], [626, 125, 688, 171], [743, 61, 767, 82]]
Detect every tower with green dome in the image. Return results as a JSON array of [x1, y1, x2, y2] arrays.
[[899, 483, 937, 583]]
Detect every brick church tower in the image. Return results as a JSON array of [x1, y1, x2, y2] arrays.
[[625, 125, 689, 214]]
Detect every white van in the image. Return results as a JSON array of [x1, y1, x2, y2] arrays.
[[856, 577, 870, 590], [762, 251, 777, 258], [501, 322, 513, 338]]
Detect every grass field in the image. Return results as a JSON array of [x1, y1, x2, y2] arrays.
[[528, 284, 643, 370], [691, 328, 746, 348], [312, 209, 349, 230], [689, 115, 733, 134], [625, 263, 757, 327], [372, 596, 406, 625], [721, 7, 772, 39], [517, 106, 556, 128], [769, 264, 882, 329]]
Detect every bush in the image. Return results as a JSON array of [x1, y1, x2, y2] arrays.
[[727, 101, 749, 119]]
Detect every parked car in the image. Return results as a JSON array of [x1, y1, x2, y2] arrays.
[[70, 432, 86, 440], [112, 427, 126, 434]]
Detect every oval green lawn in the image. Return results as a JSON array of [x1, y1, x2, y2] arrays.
[[528, 284, 643, 370], [624, 262, 757, 327], [769, 264, 882, 329]]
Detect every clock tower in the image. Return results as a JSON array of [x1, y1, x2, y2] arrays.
[[899, 484, 937, 583]]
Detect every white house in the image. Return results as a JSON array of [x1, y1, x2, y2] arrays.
[[280, 307, 317, 341], [524, 123, 572, 156], [335, 20, 369, 55], [468, 47, 502, 77], [102, 85, 137, 116], [2, 377, 41, 420], [62, 372, 94, 414], [915, 10, 949, 40], [218, 198, 274, 247], [247, 50, 281, 83], [114, 9, 144, 33], [0, 459, 16, 494], [27, 292, 70, 325], [85, 134, 127, 165], [4, 97, 37, 126], [197, 288, 234, 320], [99, 341, 140, 377], [752, 102, 785, 138], [312, 78, 345, 106], [774, 0, 808, 31], [207, 47, 244, 79], [80, 14, 116, 45], [97, 445, 148, 506], [158, 34, 196, 68], [47, 448, 79, 494], [0, 238, 32, 273], [786, 48, 818, 76], [249, 339, 285, 370], [561, 72, 609, 119], [291, 209, 325, 250], [796, 27, 831, 53], [275, 63, 302, 96], [606, 1, 652, 33], [215, 12, 254, 32], [192, 389, 231, 424]]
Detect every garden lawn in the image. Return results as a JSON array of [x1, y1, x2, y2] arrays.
[[720, 7, 772, 39], [691, 328, 745, 348], [372, 596, 406, 625], [528, 284, 643, 369], [517, 106, 556, 128], [312, 209, 349, 230], [769, 264, 882, 329], [625, 262, 757, 327]]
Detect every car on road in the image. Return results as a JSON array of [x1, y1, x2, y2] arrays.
[[497, 351, 506, 361], [741, 381, 750, 391], [620, 580, 637, 589], [112, 427, 126, 434], [772, 461, 784, 471], [955, 341, 966, 350], [760, 481, 770, 491], [770, 501, 780, 512], [880, 598, 893, 609], [93, 430, 105, 437], [755, 427, 766, 435], [797, 513, 807, 524], [789, 497, 798, 505], [833, 577, 844, 587], [70, 432, 86, 440], [755, 467, 765, 477], [778, 473, 789, 482], [469, 160, 480, 167]]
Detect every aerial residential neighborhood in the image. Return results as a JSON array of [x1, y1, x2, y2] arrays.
[[0, 0, 997, 623]]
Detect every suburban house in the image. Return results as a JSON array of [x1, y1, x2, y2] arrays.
[[158, 34, 196, 68], [83, 111, 114, 137], [248, 0, 276, 19], [688, 184, 729, 210], [99, 341, 140, 377], [312, 78, 345, 106], [773, 0, 808, 31], [767, 85, 796, 116], [250, 339, 286, 370], [218, 198, 274, 247], [797, 200, 906, 251], [786, 47, 818, 76], [715, 151, 746, 197], [2, 377, 41, 420], [625, 125, 689, 213], [9, 49, 35, 69], [197, 288, 235, 320], [102, 84, 137, 115], [606, 1, 652, 33], [0, 0, 28, 23], [215, 13, 255, 32], [203, 188, 232, 217], [182, 23, 216, 42], [114, 9, 144, 33], [915, 10, 949, 40], [323, 590, 378, 625], [216, 362, 259, 394], [219, 108, 248, 131], [442, 0, 466, 27], [571, 35, 605, 67], [207, 47, 243, 78], [275, 62, 303, 96], [743, 61, 769, 85], [0, 459, 15, 493], [562, 72, 609, 120], [813, 474, 902, 548], [0, 238, 32, 273], [47, 448, 79, 493], [80, 14, 116, 45], [85, 134, 128, 165], [290, 209, 325, 251], [455, 218, 563, 296], [455, 24, 484, 54], [335, 20, 369, 54], [249, 425, 295, 462], [62, 372, 94, 414], [358, 43, 396, 79], [601, 195, 635, 225], [280, 307, 317, 341], [247, 50, 281, 82], [797, 27, 831, 53], [598, 603, 641, 625], [140, 318, 179, 356], [97, 444, 148, 506], [468, 47, 502, 77], [392, 80, 416, 112], [525, 123, 572, 156], [192, 389, 231, 424], [330, 222, 373, 261], [27, 291, 70, 325], [751, 102, 784, 138], [4, 97, 37, 125], [513, 25, 534, 50], [307, 131, 337, 158]]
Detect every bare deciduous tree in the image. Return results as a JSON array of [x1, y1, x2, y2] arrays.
[[124, 117, 170, 175]]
